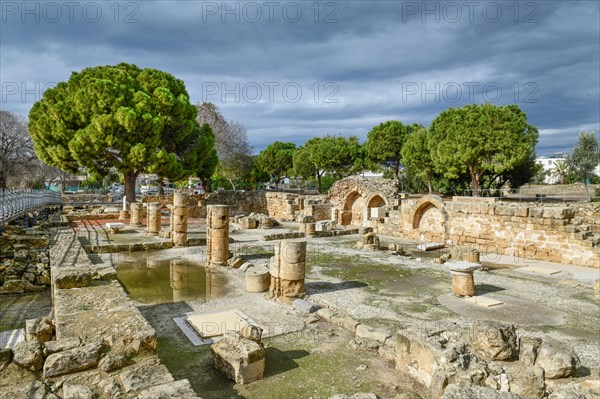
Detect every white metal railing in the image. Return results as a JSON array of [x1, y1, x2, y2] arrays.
[[0, 189, 62, 225]]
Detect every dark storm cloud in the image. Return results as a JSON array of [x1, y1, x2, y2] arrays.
[[1, 0, 598, 155]]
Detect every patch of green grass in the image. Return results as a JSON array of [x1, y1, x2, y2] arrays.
[[236, 332, 390, 399]]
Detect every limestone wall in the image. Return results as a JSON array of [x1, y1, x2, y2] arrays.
[[378, 196, 600, 268]]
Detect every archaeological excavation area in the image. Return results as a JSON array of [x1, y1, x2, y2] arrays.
[[1, 177, 599, 399]]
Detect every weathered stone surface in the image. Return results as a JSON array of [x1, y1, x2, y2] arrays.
[[547, 383, 586, 399], [355, 324, 390, 343], [43, 341, 103, 378], [227, 256, 244, 268], [331, 314, 359, 332], [210, 332, 265, 384], [53, 267, 92, 289], [62, 382, 94, 399], [239, 262, 254, 272], [535, 337, 580, 379], [119, 363, 174, 393], [99, 353, 128, 372], [43, 337, 81, 356], [519, 337, 542, 366], [328, 394, 380, 399], [580, 379, 600, 398], [292, 298, 321, 314], [134, 379, 202, 399], [593, 279, 600, 297], [470, 322, 518, 362], [505, 362, 545, 398], [0, 348, 12, 371], [440, 384, 524, 399], [316, 307, 337, 321], [13, 340, 44, 371], [0, 380, 60, 399], [25, 317, 54, 344]]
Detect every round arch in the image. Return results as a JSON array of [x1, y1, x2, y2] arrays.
[[411, 195, 449, 241]]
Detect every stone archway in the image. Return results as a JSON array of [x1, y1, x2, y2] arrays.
[[366, 194, 386, 219], [342, 191, 365, 226], [411, 195, 448, 242]]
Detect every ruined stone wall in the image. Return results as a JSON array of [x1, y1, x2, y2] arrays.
[[378, 196, 600, 267], [61, 194, 113, 203], [328, 176, 400, 226], [202, 191, 326, 221]]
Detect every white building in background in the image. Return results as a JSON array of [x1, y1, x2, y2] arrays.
[[536, 153, 568, 184]]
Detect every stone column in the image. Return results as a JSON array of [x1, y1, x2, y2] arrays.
[[206, 205, 230, 267], [146, 202, 162, 236], [119, 210, 130, 220], [171, 193, 188, 246], [269, 240, 306, 303], [304, 223, 316, 237], [130, 203, 145, 226]]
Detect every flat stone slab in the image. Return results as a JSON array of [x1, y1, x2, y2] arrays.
[[186, 309, 259, 339], [463, 296, 504, 308], [0, 328, 24, 350], [445, 261, 482, 272], [416, 242, 445, 251], [438, 293, 564, 326], [519, 266, 562, 275], [105, 222, 126, 229]]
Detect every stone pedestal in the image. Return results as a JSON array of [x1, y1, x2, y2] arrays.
[[130, 203, 145, 226], [269, 240, 306, 303], [245, 266, 270, 293], [445, 261, 482, 297], [119, 210, 130, 220], [299, 223, 316, 237], [171, 193, 188, 246], [206, 205, 230, 267], [146, 202, 162, 236]]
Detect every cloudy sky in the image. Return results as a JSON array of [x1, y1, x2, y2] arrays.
[[1, 0, 599, 155]]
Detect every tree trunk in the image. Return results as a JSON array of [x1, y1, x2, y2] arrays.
[[317, 173, 322, 194], [468, 165, 480, 197], [427, 174, 433, 194], [393, 162, 399, 183], [123, 169, 137, 208]]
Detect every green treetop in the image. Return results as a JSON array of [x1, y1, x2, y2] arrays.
[[429, 103, 538, 196], [28, 63, 213, 204]]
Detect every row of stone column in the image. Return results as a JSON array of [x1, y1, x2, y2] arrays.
[[126, 195, 189, 246]]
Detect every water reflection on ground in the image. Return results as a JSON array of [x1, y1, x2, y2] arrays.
[[116, 254, 230, 304]]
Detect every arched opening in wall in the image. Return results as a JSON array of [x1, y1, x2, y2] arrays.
[[367, 195, 386, 219], [342, 192, 365, 226], [413, 202, 445, 242]]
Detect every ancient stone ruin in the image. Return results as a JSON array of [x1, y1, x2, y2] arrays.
[[206, 204, 230, 267], [268, 240, 307, 303]]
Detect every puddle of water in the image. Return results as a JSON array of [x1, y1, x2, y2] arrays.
[[116, 255, 230, 304]]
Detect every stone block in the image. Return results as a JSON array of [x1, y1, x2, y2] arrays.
[[119, 363, 174, 393], [43, 341, 103, 378], [292, 299, 321, 314], [53, 268, 92, 289], [210, 332, 265, 384], [135, 379, 202, 399], [13, 340, 44, 371], [331, 314, 359, 332], [316, 308, 337, 321], [535, 337, 580, 379], [355, 324, 391, 343], [470, 321, 517, 362]]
